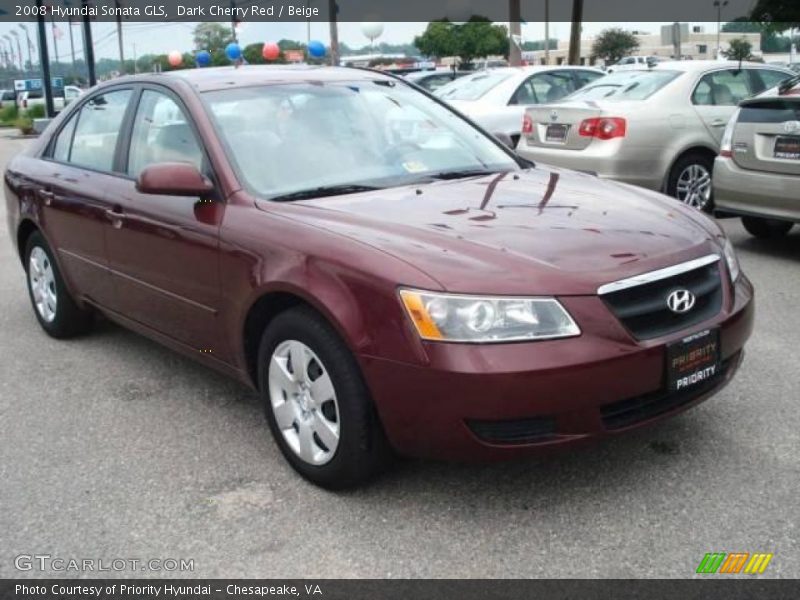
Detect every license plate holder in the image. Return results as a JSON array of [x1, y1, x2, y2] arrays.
[[666, 328, 721, 393], [545, 123, 568, 143], [774, 135, 800, 160]]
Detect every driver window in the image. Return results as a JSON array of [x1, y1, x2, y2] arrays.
[[127, 90, 203, 177]]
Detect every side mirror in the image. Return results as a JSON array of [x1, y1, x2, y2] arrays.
[[136, 162, 214, 197], [493, 132, 516, 149]]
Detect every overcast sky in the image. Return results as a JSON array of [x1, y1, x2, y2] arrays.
[[0, 21, 720, 62]]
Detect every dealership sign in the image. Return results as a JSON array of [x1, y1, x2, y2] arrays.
[[14, 78, 64, 92]]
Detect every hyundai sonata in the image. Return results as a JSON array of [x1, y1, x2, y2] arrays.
[[4, 66, 753, 488]]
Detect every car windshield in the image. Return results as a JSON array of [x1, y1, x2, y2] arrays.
[[566, 70, 682, 102], [204, 80, 519, 201], [435, 71, 513, 101]]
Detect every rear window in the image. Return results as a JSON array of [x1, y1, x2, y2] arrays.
[[566, 70, 682, 102], [435, 71, 513, 101], [739, 101, 800, 123]]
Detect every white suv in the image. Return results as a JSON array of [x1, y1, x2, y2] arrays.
[[607, 56, 663, 73]]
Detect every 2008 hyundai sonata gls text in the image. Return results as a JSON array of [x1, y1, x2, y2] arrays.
[[4, 66, 753, 488]]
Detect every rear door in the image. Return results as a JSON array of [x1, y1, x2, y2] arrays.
[[691, 68, 755, 144], [731, 97, 800, 176], [103, 86, 226, 358], [36, 87, 135, 307]]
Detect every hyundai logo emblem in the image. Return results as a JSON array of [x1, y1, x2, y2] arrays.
[[783, 120, 800, 134], [550, 110, 558, 121], [667, 289, 696, 314]]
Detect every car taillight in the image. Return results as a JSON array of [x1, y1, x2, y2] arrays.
[[718, 108, 740, 158], [521, 113, 533, 135], [578, 117, 626, 140], [22, 99, 27, 108]]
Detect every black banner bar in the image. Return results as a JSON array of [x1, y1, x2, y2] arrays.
[[2, 579, 800, 600]]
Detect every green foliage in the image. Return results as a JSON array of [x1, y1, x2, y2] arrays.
[[26, 104, 46, 119], [0, 105, 18, 125], [723, 38, 754, 61], [14, 115, 33, 135], [748, 0, 800, 31], [723, 19, 800, 52], [414, 17, 508, 67], [591, 28, 641, 65], [193, 22, 233, 54]]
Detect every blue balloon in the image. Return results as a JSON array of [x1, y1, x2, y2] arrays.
[[225, 42, 242, 61], [307, 40, 326, 58], [196, 50, 211, 67]]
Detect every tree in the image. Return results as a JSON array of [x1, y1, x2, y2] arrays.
[[591, 28, 640, 65], [723, 18, 799, 52], [723, 38, 754, 61], [414, 20, 457, 60], [414, 17, 508, 67], [748, 0, 800, 31], [193, 23, 232, 54]]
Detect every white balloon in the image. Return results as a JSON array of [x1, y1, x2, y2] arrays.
[[360, 22, 384, 41]]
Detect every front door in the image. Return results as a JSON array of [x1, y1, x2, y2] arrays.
[[691, 68, 753, 145], [104, 87, 226, 359]]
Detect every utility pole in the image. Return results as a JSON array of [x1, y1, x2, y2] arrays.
[[306, 1, 312, 47], [230, 0, 238, 42], [328, 0, 339, 66], [115, 0, 125, 74], [672, 22, 682, 60], [133, 42, 137, 74], [68, 18, 77, 71], [36, 0, 55, 117], [544, 0, 550, 65], [82, 0, 96, 86], [713, 0, 728, 59], [509, 0, 521, 66], [567, 0, 583, 65], [50, 16, 60, 72]]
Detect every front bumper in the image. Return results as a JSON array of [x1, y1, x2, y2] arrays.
[[714, 157, 800, 223], [362, 275, 754, 461]]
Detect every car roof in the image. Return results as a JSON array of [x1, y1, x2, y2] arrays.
[[651, 60, 794, 73], [113, 65, 394, 93]]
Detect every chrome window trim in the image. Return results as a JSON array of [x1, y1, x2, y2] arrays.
[[597, 254, 720, 296]]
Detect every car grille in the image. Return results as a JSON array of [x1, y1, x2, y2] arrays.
[[600, 353, 737, 430], [466, 416, 557, 445], [599, 256, 723, 340]]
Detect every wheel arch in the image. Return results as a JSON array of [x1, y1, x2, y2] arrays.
[[16, 218, 40, 265]]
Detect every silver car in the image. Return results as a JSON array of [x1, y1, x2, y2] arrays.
[[516, 61, 794, 210], [434, 66, 604, 145], [714, 75, 800, 237]]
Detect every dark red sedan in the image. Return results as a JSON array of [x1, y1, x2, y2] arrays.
[[4, 66, 753, 488]]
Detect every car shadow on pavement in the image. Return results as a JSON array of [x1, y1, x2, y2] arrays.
[[733, 231, 800, 263]]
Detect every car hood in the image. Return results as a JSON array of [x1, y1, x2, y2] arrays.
[[256, 167, 722, 296]]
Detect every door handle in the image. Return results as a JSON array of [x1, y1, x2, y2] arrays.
[[38, 189, 54, 206], [105, 207, 125, 229], [711, 119, 727, 127]]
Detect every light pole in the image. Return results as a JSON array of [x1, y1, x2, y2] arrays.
[[10, 30, 24, 72], [713, 0, 728, 59], [3, 35, 16, 72], [18, 25, 33, 74]]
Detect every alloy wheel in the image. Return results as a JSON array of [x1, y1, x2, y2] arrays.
[[28, 247, 57, 323], [675, 163, 712, 209], [268, 340, 340, 466]]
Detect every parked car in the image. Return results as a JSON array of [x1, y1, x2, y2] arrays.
[[714, 74, 800, 237], [16, 86, 81, 111], [606, 55, 664, 73], [5, 65, 753, 488], [404, 69, 471, 93], [434, 66, 604, 145], [517, 61, 795, 211], [0, 89, 17, 109]]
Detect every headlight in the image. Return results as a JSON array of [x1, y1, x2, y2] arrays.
[[723, 238, 740, 282], [399, 289, 580, 343]]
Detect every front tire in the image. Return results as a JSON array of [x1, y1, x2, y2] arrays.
[[257, 306, 390, 489], [741, 217, 794, 239], [24, 231, 93, 338], [667, 152, 715, 213]]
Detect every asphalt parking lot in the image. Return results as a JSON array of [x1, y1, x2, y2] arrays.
[[0, 130, 798, 579]]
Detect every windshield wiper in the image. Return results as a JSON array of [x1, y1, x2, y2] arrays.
[[269, 184, 383, 202], [426, 169, 501, 180]]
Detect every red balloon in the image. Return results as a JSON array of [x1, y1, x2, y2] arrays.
[[262, 42, 280, 61], [168, 51, 183, 67]]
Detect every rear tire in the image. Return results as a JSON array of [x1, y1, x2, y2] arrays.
[[24, 231, 93, 338], [257, 306, 391, 489], [741, 217, 794, 239], [667, 152, 715, 213]]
